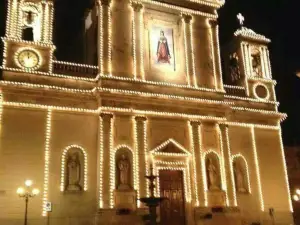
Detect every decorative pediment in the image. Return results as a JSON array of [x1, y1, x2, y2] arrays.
[[150, 139, 191, 156]]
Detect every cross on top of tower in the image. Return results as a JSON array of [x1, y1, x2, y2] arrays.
[[237, 13, 245, 26]]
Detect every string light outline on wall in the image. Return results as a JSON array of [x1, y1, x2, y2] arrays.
[[188, 123, 199, 206], [60, 145, 88, 192], [133, 117, 141, 207], [99, 116, 104, 208], [250, 126, 264, 211], [252, 82, 270, 101], [224, 125, 237, 206], [42, 109, 52, 216], [217, 125, 229, 206], [133, 0, 218, 18], [150, 138, 191, 157], [278, 128, 293, 212]]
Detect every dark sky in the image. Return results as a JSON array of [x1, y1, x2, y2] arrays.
[[0, 0, 299, 145]]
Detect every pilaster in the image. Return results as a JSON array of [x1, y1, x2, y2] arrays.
[[111, 0, 133, 77], [209, 20, 224, 91], [189, 121, 203, 206], [99, 113, 113, 208], [132, 2, 144, 80], [219, 124, 236, 207], [134, 116, 148, 203], [182, 14, 196, 87], [98, 0, 111, 76]]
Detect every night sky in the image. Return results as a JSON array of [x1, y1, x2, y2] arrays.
[[0, 0, 299, 145]]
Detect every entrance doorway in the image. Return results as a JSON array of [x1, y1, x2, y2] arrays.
[[159, 170, 186, 225]]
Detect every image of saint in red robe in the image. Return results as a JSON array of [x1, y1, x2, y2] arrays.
[[156, 30, 171, 64]]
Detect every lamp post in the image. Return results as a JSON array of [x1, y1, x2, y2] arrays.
[[17, 180, 40, 225]]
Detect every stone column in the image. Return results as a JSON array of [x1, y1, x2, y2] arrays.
[[190, 121, 204, 206], [111, 0, 133, 77], [182, 14, 196, 87], [219, 124, 236, 207], [100, 113, 113, 208], [134, 116, 148, 203], [132, 2, 144, 80], [209, 20, 224, 90], [260, 47, 266, 78], [98, 0, 111, 75]]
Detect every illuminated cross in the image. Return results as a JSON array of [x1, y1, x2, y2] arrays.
[[237, 13, 245, 26]]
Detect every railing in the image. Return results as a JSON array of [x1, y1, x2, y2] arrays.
[[224, 85, 247, 97], [53, 61, 99, 76]]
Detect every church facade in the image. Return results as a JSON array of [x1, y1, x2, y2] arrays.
[[0, 0, 294, 225]]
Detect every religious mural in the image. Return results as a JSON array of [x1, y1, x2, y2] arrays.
[[150, 25, 175, 72]]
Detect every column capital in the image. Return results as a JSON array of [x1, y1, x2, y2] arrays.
[[218, 123, 229, 129], [135, 116, 147, 122], [189, 121, 201, 126], [131, 2, 143, 12], [182, 14, 192, 24], [100, 113, 114, 119], [98, 0, 111, 6], [209, 19, 218, 28]]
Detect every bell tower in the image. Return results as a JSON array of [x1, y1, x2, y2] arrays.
[[2, 0, 55, 75], [224, 14, 276, 103]]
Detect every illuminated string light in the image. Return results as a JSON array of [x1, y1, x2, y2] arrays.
[[250, 126, 264, 211], [42, 109, 52, 216], [188, 122, 199, 206], [217, 125, 229, 206], [252, 82, 270, 100], [278, 128, 293, 212], [60, 145, 88, 192], [224, 125, 237, 206], [133, 118, 140, 207], [99, 116, 104, 208]]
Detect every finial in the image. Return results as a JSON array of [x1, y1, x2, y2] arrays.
[[237, 13, 245, 27]]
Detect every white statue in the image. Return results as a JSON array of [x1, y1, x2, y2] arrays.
[[66, 152, 82, 191], [207, 158, 219, 191], [234, 162, 247, 193], [118, 154, 130, 190]]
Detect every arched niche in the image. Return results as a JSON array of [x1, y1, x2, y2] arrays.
[[205, 151, 222, 191], [232, 155, 250, 194], [61, 145, 88, 192], [20, 3, 42, 41], [115, 147, 134, 191]]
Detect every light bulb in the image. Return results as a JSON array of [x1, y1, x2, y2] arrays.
[[25, 180, 32, 187], [296, 189, 300, 195], [17, 187, 25, 195], [32, 188, 39, 195], [293, 194, 299, 202]]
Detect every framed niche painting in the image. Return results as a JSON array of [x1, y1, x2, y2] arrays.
[[150, 25, 176, 72]]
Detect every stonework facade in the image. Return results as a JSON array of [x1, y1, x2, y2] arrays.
[[0, 0, 294, 225]]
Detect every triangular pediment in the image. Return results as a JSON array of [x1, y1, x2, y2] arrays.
[[150, 139, 191, 156]]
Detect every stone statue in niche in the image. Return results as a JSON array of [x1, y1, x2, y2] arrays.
[[229, 52, 240, 84], [251, 50, 262, 77], [118, 154, 130, 190], [233, 161, 247, 193], [66, 152, 82, 191], [207, 158, 220, 191]]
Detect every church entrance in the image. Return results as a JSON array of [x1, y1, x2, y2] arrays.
[[159, 170, 186, 225]]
